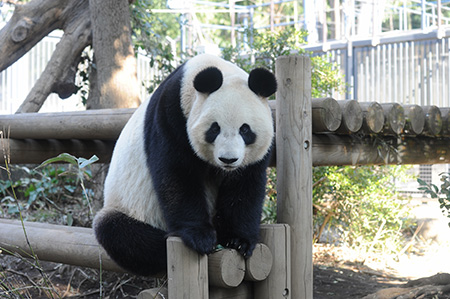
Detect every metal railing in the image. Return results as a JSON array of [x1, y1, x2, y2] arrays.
[[305, 26, 450, 106]]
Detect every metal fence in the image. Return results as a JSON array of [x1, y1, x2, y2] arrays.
[[0, 32, 154, 115], [305, 26, 450, 107]]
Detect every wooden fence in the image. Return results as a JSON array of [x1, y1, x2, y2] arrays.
[[1, 55, 450, 298]]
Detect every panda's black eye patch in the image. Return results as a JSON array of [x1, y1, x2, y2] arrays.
[[205, 122, 220, 143], [240, 124, 256, 145]]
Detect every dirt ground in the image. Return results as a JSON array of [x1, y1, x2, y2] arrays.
[[0, 251, 401, 299], [2, 242, 449, 299], [2, 199, 450, 298]]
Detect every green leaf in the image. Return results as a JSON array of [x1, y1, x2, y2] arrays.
[[36, 153, 78, 169], [417, 178, 428, 186], [78, 155, 99, 169]]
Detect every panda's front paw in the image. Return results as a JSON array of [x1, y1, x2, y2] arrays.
[[225, 238, 257, 258], [175, 226, 217, 255]]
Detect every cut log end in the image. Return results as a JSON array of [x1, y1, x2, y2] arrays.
[[423, 105, 443, 136], [360, 102, 385, 134], [337, 100, 363, 133], [404, 105, 425, 135], [312, 97, 342, 132], [381, 103, 406, 135], [208, 248, 245, 288], [244, 243, 273, 282]]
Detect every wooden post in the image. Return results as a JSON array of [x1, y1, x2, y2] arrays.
[[167, 237, 208, 299], [254, 224, 291, 299], [275, 55, 313, 299]]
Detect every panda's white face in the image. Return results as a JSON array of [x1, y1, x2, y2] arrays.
[[187, 72, 275, 171]]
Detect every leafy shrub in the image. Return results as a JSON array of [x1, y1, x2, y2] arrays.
[[313, 165, 412, 253], [418, 172, 450, 226], [0, 154, 98, 226], [264, 165, 412, 254]]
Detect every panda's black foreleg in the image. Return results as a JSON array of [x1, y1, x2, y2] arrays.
[[93, 209, 167, 276], [155, 170, 217, 256], [214, 161, 269, 258]]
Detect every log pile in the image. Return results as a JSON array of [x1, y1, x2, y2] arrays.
[[1, 98, 450, 165], [0, 219, 287, 299], [0, 219, 272, 288]]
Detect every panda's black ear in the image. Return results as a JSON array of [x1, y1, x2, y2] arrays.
[[194, 67, 223, 94], [248, 68, 277, 98]]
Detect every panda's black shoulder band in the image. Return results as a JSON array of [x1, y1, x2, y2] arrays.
[[248, 68, 277, 98], [194, 67, 223, 94]]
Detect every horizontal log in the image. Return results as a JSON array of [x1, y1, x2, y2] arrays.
[[0, 108, 134, 140], [208, 248, 245, 288], [312, 134, 450, 166], [1, 101, 449, 140], [441, 108, 450, 136], [311, 97, 342, 133], [359, 102, 385, 134], [4, 134, 450, 166], [422, 105, 443, 136], [0, 218, 124, 273], [403, 105, 425, 135], [4, 138, 116, 164], [0, 219, 271, 288], [244, 243, 273, 282], [381, 103, 405, 135], [336, 100, 363, 134]]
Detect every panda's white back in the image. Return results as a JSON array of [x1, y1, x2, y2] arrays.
[[102, 97, 167, 230]]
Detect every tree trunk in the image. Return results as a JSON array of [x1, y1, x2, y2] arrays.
[[87, 0, 141, 109], [0, 0, 92, 113]]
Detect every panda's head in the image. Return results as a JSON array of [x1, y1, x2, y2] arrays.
[[186, 66, 277, 171]]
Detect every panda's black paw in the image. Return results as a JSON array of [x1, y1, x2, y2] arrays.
[[175, 226, 217, 255], [225, 238, 257, 258]]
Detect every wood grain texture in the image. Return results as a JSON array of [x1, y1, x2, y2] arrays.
[[381, 103, 405, 135], [167, 237, 209, 299], [311, 97, 342, 132], [0, 218, 124, 273], [244, 243, 272, 282], [275, 55, 313, 299], [254, 224, 291, 299], [336, 100, 363, 133], [404, 105, 425, 135], [208, 248, 245, 288]]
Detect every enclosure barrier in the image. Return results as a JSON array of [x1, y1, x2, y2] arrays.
[[2, 55, 450, 298], [0, 218, 289, 299], [2, 96, 450, 166]]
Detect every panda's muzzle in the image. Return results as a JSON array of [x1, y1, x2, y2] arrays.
[[219, 157, 238, 165]]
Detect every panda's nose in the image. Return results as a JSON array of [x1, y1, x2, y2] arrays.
[[219, 157, 238, 164]]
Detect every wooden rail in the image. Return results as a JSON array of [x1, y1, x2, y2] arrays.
[[2, 100, 450, 165], [2, 99, 448, 140], [0, 219, 288, 299], [4, 133, 450, 166]]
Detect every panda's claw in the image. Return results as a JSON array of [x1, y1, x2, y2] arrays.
[[174, 226, 217, 255], [223, 237, 256, 258]]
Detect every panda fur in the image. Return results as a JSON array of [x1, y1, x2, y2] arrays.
[[94, 54, 277, 276]]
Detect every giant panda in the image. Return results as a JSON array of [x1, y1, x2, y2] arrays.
[[93, 54, 277, 276]]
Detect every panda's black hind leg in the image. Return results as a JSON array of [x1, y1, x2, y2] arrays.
[[93, 210, 167, 276]]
